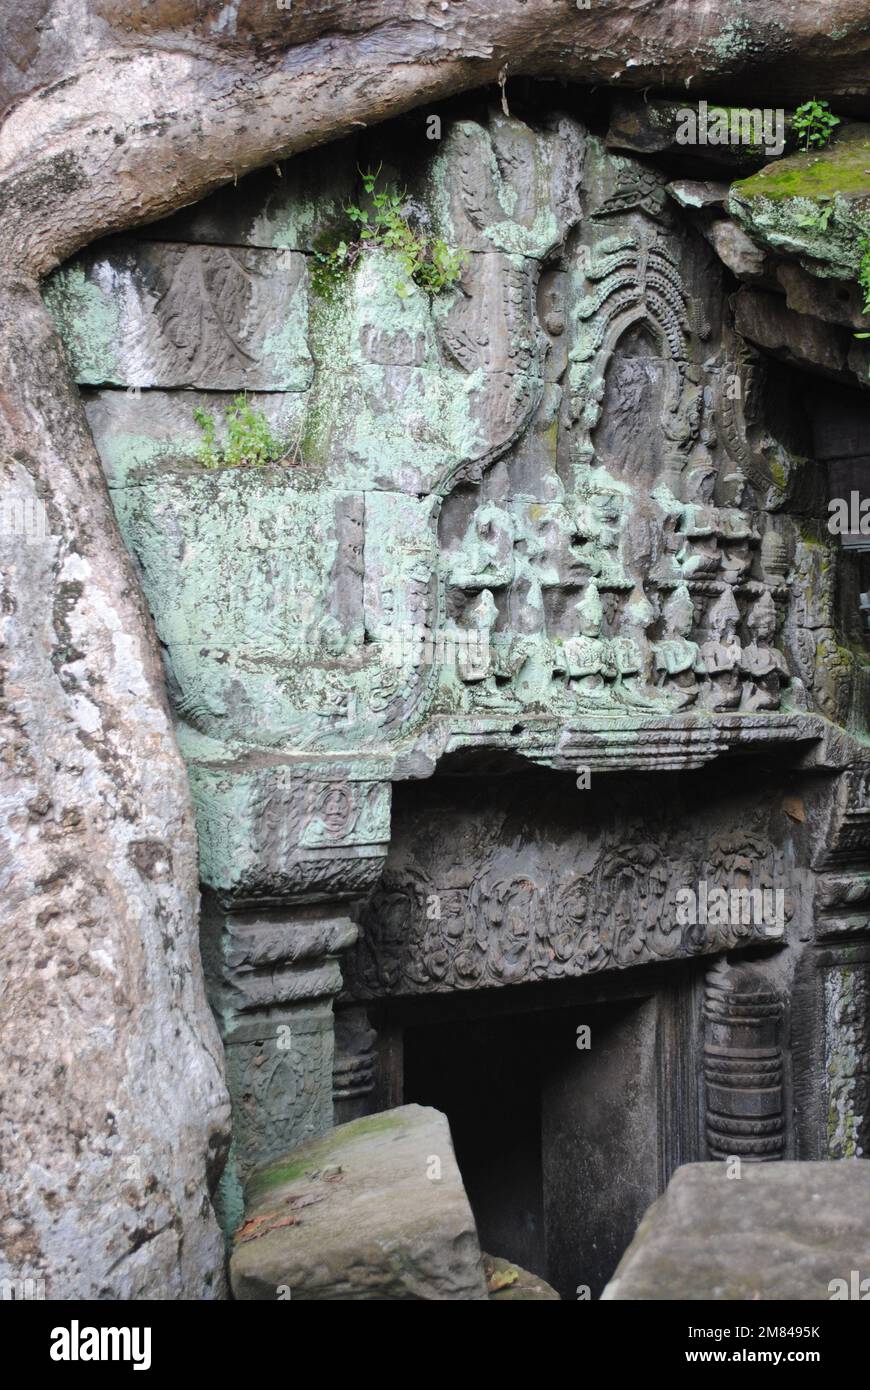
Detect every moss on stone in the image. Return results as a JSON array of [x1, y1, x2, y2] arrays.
[[246, 1109, 408, 1203], [734, 134, 870, 203], [729, 127, 870, 284]]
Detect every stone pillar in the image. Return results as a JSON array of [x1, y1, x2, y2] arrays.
[[703, 958, 785, 1162], [192, 763, 391, 1233], [332, 1004, 378, 1126]]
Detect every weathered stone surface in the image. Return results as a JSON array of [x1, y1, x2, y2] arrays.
[[145, 140, 360, 252], [84, 389, 308, 489], [112, 471, 376, 752], [190, 765, 392, 906], [733, 285, 870, 383], [229, 1105, 489, 1300], [776, 261, 868, 331], [667, 180, 729, 211], [703, 218, 768, 280], [45, 242, 312, 390], [0, 286, 231, 1300], [602, 1161, 870, 1301]]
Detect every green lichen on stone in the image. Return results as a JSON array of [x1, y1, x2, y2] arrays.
[[825, 965, 865, 1159], [43, 263, 121, 382], [711, 17, 757, 63], [730, 129, 870, 280], [303, 245, 484, 492]]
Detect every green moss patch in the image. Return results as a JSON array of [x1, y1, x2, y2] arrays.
[[246, 1109, 408, 1204], [733, 127, 870, 203]]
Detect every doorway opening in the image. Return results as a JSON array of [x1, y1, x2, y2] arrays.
[[402, 995, 661, 1298]]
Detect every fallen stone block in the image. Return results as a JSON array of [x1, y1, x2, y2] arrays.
[[602, 1161, 870, 1301], [230, 1104, 489, 1300]]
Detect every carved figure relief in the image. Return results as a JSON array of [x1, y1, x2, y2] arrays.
[[58, 110, 860, 758]]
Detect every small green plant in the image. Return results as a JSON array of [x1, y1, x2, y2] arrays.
[[792, 99, 841, 152], [312, 165, 465, 301], [311, 229, 355, 301], [192, 395, 291, 469]]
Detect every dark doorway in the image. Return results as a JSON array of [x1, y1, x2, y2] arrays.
[[402, 996, 661, 1298], [404, 1011, 547, 1278]]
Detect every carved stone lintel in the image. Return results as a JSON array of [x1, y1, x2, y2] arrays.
[[345, 778, 800, 999]]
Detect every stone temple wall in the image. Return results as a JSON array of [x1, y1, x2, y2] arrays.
[[45, 102, 870, 1238]]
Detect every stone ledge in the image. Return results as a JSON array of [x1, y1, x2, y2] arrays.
[[602, 1161, 870, 1301]]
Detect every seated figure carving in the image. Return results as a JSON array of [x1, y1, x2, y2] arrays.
[[449, 503, 515, 590], [675, 465, 721, 577], [717, 475, 759, 584], [700, 587, 743, 710], [559, 580, 616, 705], [571, 491, 631, 589], [740, 590, 788, 712], [652, 583, 704, 709], [610, 586, 665, 710]]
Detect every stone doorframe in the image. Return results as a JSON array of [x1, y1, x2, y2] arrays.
[[195, 718, 870, 1232]]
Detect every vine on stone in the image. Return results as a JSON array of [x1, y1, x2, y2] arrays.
[[311, 165, 465, 301]]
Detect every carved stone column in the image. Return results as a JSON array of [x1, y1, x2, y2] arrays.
[[332, 1004, 378, 1126], [703, 958, 785, 1162], [192, 762, 391, 1232]]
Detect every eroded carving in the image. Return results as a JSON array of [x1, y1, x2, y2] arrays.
[[345, 780, 798, 998]]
